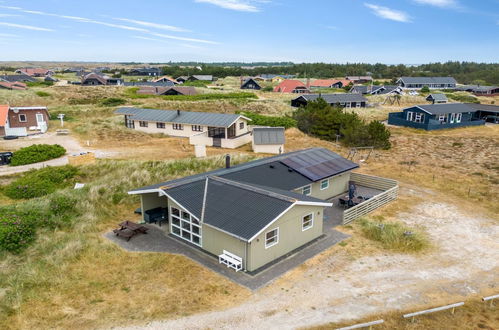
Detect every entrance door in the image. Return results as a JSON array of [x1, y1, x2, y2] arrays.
[[36, 113, 45, 125]]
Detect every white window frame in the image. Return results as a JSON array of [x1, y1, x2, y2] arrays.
[[407, 111, 414, 121], [169, 206, 201, 246], [173, 123, 183, 130], [456, 113, 462, 123], [18, 114, 27, 122], [302, 185, 311, 196], [320, 179, 329, 190], [265, 228, 279, 249], [302, 213, 314, 231], [191, 125, 202, 132], [156, 122, 165, 129], [438, 114, 447, 123], [139, 121, 148, 127], [450, 113, 456, 124], [414, 113, 424, 123]]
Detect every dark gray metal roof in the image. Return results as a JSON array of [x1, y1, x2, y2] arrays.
[[398, 77, 457, 85], [115, 107, 246, 127], [191, 75, 213, 81], [295, 93, 367, 104], [426, 93, 448, 102], [253, 127, 285, 145], [410, 103, 476, 115], [123, 81, 176, 87], [464, 103, 499, 113], [281, 148, 358, 181], [0, 74, 36, 82]]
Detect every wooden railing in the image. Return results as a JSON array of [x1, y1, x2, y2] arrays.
[[343, 173, 399, 225]]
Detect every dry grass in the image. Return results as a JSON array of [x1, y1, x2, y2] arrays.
[[309, 297, 498, 330]]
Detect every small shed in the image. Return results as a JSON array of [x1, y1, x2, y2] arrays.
[[426, 93, 448, 104], [252, 127, 285, 154]]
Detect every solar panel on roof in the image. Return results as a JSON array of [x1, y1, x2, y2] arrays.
[[280, 149, 358, 181]]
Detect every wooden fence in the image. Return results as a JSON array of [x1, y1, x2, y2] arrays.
[[343, 173, 399, 225]]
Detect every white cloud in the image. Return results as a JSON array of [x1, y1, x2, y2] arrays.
[[0, 5, 217, 44], [0, 32, 18, 37], [114, 18, 189, 32], [0, 13, 20, 17], [364, 3, 411, 23], [195, 0, 260, 12], [0, 22, 53, 31], [412, 0, 458, 8]]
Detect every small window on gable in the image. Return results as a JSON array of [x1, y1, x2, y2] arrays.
[[302, 213, 313, 231], [265, 228, 279, 248], [239, 122, 244, 129], [302, 185, 311, 196], [320, 179, 329, 190], [19, 114, 27, 122]]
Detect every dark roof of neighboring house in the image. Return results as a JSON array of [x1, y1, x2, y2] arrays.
[[426, 93, 448, 102], [115, 107, 249, 127], [398, 77, 457, 85], [123, 81, 177, 87], [137, 86, 197, 96], [0, 74, 37, 82], [253, 127, 285, 145], [464, 103, 499, 113], [81, 72, 107, 84], [152, 75, 178, 83], [456, 85, 499, 93], [129, 67, 161, 73], [293, 93, 367, 104], [350, 85, 401, 95], [129, 148, 354, 241], [241, 78, 261, 88], [408, 103, 476, 115]]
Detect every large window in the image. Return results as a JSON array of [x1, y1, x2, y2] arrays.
[[320, 179, 329, 190], [414, 113, 424, 123], [302, 185, 311, 196], [192, 125, 202, 132], [139, 121, 148, 127], [173, 123, 183, 130], [456, 113, 462, 123], [156, 122, 165, 129], [407, 111, 414, 121], [170, 206, 201, 246], [302, 213, 313, 231], [450, 113, 456, 123], [265, 228, 279, 248]]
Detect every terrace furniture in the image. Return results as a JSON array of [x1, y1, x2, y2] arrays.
[[338, 198, 348, 209], [144, 207, 167, 226], [218, 250, 243, 272], [113, 220, 148, 241]]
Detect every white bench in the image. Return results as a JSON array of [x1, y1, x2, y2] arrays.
[[218, 250, 243, 272]]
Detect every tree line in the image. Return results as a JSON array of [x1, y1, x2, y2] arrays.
[[157, 61, 499, 85]]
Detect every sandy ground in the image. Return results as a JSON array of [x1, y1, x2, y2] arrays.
[[0, 132, 120, 176], [115, 186, 498, 330]]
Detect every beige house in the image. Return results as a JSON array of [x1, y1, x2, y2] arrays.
[[129, 148, 362, 272], [115, 107, 252, 149], [252, 127, 285, 154]]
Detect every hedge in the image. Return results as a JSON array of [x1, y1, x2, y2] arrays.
[[3, 165, 78, 199], [10, 144, 66, 166]]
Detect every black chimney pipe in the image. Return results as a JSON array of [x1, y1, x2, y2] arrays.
[[225, 154, 231, 168], [177, 109, 180, 116]]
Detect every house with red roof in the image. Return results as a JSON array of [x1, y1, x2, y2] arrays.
[[273, 79, 310, 93], [0, 81, 27, 90], [15, 68, 54, 77], [0, 105, 49, 137]]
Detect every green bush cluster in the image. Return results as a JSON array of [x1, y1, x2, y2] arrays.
[[10, 144, 66, 166], [26, 81, 53, 87], [180, 80, 210, 87], [293, 98, 391, 149], [3, 165, 78, 199], [446, 93, 480, 104], [358, 217, 428, 252], [35, 91, 51, 97], [100, 97, 126, 107], [240, 111, 296, 128]]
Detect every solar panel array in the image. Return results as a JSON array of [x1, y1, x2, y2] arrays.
[[280, 148, 358, 181]]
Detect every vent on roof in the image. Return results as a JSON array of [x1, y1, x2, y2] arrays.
[[269, 165, 274, 169], [288, 168, 293, 172]]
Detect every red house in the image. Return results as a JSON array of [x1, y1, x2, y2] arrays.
[[0, 105, 49, 137], [273, 79, 310, 93], [15, 68, 54, 77]]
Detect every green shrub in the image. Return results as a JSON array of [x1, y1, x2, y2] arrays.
[[445, 93, 480, 103], [240, 112, 296, 128], [262, 86, 273, 92], [26, 81, 53, 87], [10, 144, 66, 166], [181, 80, 210, 87], [420, 86, 430, 93], [35, 91, 51, 97], [0, 215, 35, 253], [100, 97, 126, 107], [358, 217, 428, 252], [3, 165, 78, 199], [49, 194, 77, 216]]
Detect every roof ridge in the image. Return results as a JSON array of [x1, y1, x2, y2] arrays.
[[208, 176, 297, 203]]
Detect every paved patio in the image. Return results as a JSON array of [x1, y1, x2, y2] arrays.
[[105, 218, 349, 290]]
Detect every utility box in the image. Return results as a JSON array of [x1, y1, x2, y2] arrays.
[[194, 145, 206, 158]]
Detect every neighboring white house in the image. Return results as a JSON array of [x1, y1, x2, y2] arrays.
[[252, 127, 285, 154], [115, 107, 252, 149]]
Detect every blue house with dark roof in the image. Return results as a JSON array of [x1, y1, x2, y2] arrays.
[[128, 148, 398, 273], [388, 103, 486, 130]]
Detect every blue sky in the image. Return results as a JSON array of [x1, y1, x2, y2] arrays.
[[0, 0, 497, 63]]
